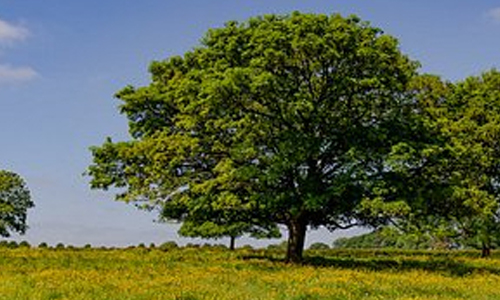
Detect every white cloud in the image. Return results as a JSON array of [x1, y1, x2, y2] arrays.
[[0, 19, 37, 84], [0, 19, 38, 85], [0, 18, 28, 44], [487, 7, 500, 23], [0, 64, 37, 84]]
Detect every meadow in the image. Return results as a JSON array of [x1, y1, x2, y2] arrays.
[[0, 244, 499, 300]]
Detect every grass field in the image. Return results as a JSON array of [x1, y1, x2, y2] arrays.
[[0, 245, 499, 299]]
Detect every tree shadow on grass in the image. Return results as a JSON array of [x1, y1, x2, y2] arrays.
[[304, 255, 500, 277], [240, 252, 500, 277]]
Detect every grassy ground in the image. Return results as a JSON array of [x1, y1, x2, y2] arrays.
[[0, 246, 499, 299]]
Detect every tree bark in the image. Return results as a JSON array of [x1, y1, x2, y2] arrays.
[[286, 219, 307, 263], [481, 241, 491, 258], [229, 235, 236, 251]]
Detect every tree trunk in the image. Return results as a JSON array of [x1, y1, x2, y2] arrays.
[[481, 241, 491, 258], [286, 220, 307, 263], [229, 235, 236, 251]]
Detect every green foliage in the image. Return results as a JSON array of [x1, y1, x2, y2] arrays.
[[308, 242, 330, 250], [0, 170, 34, 237], [178, 220, 278, 240], [356, 75, 454, 226], [7, 240, 18, 249], [267, 240, 288, 251], [240, 244, 254, 251], [444, 70, 500, 252], [159, 241, 179, 251], [18, 240, 30, 248], [87, 12, 419, 262], [333, 227, 436, 249], [398, 70, 500, 255]]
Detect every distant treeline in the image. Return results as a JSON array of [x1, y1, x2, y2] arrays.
[[333, 227, 499, 250]]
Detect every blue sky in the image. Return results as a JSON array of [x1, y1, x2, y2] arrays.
[[1, 1, 500, 247]]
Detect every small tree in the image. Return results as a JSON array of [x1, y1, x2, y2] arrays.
[[0, 170, 33, 237]]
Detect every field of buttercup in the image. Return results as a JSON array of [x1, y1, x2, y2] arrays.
[[0, 245, 499, 300]]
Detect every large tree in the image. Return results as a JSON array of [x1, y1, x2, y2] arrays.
[[87, 12, 419, 262], [0, 170, 33, 237]]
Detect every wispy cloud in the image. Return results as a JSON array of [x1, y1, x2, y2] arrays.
[[0, 18, 29, 45], [0, 18, 37, 84], [0, 64, 37, 84], [487, 7, 500, 23]]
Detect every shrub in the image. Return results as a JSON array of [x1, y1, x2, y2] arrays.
[[7, 241, 18, 249], [159, 241, 178, 251], [18, 241, 31, 248], [309, 242, 330, 250], [267, 241, 287, 251], [240, 244, 254, 251]]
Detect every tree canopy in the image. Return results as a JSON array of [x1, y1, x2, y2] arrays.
[[425, 70, 500, 256], [0, 170, 33, 237], [374, 70, 500, 257], [87, 12, 424, 262]]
